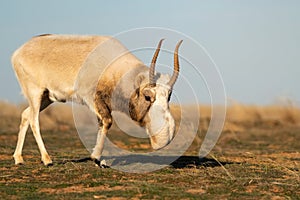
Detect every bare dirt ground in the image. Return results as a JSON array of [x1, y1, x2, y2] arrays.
[[0, 102, 299, 199]]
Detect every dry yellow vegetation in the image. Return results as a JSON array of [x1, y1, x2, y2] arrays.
[[1, 101, 299, 133]]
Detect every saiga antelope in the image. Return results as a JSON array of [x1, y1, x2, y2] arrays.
[[12, 34, 182, 166]]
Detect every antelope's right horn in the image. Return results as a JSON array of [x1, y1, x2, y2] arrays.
[[167, 40, 183, 88]]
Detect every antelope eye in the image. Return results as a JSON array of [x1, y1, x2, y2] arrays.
[[145, 95, 151, 101]]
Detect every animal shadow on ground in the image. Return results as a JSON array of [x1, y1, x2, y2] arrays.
[[170, 156, 232, 168], [59, 155, 232, 169]]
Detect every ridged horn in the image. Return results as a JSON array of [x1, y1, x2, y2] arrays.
[[149, 39, 164, 85], [167, 40, 183, 88]]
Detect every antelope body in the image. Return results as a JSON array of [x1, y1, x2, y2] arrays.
[[12, 34, 182, 166]]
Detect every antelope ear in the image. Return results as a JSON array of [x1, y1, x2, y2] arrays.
[[134, 72, 147, 89]]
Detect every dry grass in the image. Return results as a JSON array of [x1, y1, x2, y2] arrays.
[[0, 101, 74, 132], [1, 100, 299, 199], [1, 100, 300, 153], [1, 100, 300, 135]]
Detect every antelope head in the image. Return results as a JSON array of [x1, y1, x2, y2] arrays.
[[129, 39, 183, 150]]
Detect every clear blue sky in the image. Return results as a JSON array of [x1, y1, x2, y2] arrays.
[[0, 0, 299, 105]]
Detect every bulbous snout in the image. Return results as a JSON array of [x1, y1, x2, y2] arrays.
[[149, 126, 174, 150], [146, 104, 175, 150]]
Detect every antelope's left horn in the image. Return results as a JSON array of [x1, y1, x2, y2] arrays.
[[149, 39, 164, 85], [167, 40, 183, 88]]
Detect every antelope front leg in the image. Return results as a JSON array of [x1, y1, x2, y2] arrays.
[[90, 118, 112, 166], [91, 91, 113, 166]]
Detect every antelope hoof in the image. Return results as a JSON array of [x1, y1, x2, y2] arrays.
[[91, 156, 101, 166], [91, 157, 109, 168], [99, 159, 109, 168], [42, 155, 53, 166], [13, 155, 24, 165], [95, 160, 109, 168], [44, 161, 53, 167]]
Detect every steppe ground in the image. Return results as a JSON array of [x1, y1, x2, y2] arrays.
[[0, 101, 299, 199]]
